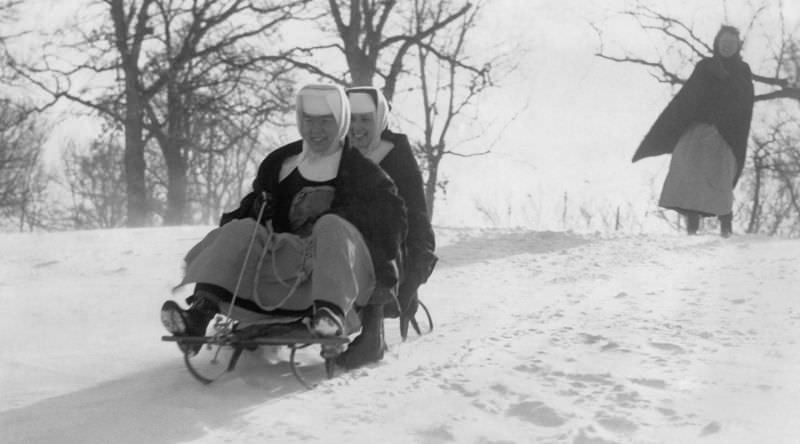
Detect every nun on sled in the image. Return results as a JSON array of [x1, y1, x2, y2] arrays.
[[160, 84, 422, 388]]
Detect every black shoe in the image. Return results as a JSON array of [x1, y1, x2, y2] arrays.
[[335, 304, 385, 369], [160, 297, 219, 337]]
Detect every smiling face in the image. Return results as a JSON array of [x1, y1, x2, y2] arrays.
[[716, 31, 741, 58], [349, 112, 377, 151], [300, 113, 339, 154]]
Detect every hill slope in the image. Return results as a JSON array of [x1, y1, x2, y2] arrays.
[[1, 227, 799, 444]]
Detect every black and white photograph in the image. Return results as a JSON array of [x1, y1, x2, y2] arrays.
[[1, 0, 799, 442]]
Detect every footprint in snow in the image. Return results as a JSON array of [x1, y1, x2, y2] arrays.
[[513, 363, 542, 374], [573, 429, 617, 444], [601, 341, 620, 352], [648, 342, 686, 353], [656, 407, 678, 418], [506, 401, 568, 427], [34, 260, 59, 268], [444, 381, 480, 398], [629, 378, 667, 389], [580, 333, 606, 345], [595, 412, 638, 434], [699, 421, 721, 436], [416, 424, 455, 442]]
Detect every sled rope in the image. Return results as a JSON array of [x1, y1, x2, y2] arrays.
[[224, 192, 272, 323], [223, 190, 312, 319]]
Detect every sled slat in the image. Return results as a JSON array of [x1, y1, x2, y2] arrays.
[[161, 335, 348, 346]]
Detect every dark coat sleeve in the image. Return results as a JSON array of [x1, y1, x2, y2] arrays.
[[632, 59, 712, 162], [381, 132, 437, 286], [329, 149, 408, 287]]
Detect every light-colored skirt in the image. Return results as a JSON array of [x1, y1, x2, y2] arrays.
[[659, 124, 736, 216], [179, 215, 375, 333]]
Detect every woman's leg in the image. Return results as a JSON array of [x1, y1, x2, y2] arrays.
[[719, 213, 733, 238], [310, 214, 376, 334], [686, 211, 700, 235]]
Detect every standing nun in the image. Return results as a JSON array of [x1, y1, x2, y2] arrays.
[[633, 25, 754, 237]]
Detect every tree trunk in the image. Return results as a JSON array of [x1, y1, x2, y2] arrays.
[[424, 153, 440, 220], [123, 79, 147, 227], [348, 57, 375, 86], [746, 159, 763, 233], [110, 0, 149, 227], [163, 151, 187, 225], [162, 80, 188, 225]]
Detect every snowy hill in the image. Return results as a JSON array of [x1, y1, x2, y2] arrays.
[[2, 226, 799, 444]]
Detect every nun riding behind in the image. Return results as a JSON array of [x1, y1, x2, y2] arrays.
[[336, 87, 437, 369], [160, 84, 407, 349]]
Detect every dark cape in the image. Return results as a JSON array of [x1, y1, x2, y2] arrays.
[[378, 129, 437, 289], [220, 140, 408, 288], [632, 56, 754, 185]]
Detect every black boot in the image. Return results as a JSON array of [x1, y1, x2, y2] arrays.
[[335, 304, 385, 369], [719, 214, 733, 238], [160, 295, 219, 337], [686, 212, 700, 235]]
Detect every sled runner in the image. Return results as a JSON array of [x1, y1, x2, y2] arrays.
[[162, 315, 348, 389], [400, 300, 434, 340]]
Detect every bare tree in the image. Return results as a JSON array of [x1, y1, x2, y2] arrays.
[[10, 0, 307, 226], [62, 132, 127, 229], [184, 101, 274, 224], [138, 0, 304, 224], [291, 0, 512, 218], [0, 0, 23, 75], [411, 1, 509, 218], [283, 0, 472, 101], [0, 102, 50, 231], [752, 117, 800, 235]]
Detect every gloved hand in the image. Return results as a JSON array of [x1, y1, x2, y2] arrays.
[[248, 191, 272, 223]]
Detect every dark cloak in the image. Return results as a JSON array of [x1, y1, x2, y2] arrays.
[[632, 56, 754, 185], [378, 129, 437, 288]]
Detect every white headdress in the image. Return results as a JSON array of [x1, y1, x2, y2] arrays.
[[282, 84, 351, 181], [346, 87, 390, 154]]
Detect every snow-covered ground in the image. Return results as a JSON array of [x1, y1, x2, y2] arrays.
[[2, 226, 799, 443]]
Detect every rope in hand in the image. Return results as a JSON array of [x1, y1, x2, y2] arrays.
[[221, 190, 313, 328], [222, 191, 272, 329]]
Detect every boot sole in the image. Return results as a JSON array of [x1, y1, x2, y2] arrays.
[[161, 301, 187, 335]]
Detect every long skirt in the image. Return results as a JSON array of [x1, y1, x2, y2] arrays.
[[179, 214, 375, 334], [659, 123, 736, 217]]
